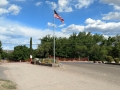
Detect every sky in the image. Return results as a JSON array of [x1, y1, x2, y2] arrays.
[[0, 0, 120, 50]]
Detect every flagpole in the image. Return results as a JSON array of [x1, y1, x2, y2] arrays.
[[53, 9, 64, 64], [53, 10, 55, 63]]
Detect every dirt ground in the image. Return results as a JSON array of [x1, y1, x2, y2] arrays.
[[0, 62, 120, 90]]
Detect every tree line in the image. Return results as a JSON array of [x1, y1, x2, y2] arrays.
[[36, 32, 120, 63], [0, 32, 120, 63]]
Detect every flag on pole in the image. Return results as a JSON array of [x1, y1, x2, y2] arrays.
[[54, 10, 64, 23]]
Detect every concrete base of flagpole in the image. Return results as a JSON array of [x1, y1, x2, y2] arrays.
[[52, 63, 59, 67]]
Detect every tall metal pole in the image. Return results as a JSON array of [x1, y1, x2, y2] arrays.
[[88, 56, 89, 61], [30, 37, 32, 63], [53, 10, 55, 63]]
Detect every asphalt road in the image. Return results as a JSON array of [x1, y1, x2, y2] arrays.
[[61, 62, 120, 86]]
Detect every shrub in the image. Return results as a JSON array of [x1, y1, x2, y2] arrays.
[[0, 55, 1, 61], [106, 56, 113, 63], [114, 58, 119, 64]]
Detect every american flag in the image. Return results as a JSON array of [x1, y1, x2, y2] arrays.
[[54, 10, 64, 23]]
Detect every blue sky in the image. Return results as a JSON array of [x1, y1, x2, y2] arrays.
[[0, 0, 120, 50]]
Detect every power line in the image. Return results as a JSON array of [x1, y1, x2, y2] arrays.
[[2, 43, 40, 45]]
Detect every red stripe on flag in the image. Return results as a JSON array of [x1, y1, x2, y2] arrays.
[[54, 10, 64, 23]]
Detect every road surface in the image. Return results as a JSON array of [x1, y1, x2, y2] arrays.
[[0, 62, 120, 90]]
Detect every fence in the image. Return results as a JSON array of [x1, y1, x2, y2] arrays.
[[50, 56, 88, 61]]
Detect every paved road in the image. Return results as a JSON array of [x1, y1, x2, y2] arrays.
[[0, 62, 120, 90], [61, 62, 120, 86]]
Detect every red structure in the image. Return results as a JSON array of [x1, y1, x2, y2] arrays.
[[50, 56, 89, 61]]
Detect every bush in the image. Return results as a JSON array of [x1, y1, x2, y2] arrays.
[[114, 58, 119, 64], [0, 55, 1, 61], [106, 56, 113, 63]]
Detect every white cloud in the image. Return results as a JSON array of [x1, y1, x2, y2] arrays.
[[100, 0, 120, 6], [0, 0, 9, 15], [113, 5, 120, 10], [58, 0, 73, 12], [58, 24, 66, 27], [75, 0, 94, 9], [0, 8, 9, 15], [46, 0, 94, 12], [58, 6, 73, 12], [0, 19, 70, 50], [103, 34, 109, 39], [45, 0, 72, 12], [47, 22, 56, 27], [45, 1, 57, 9], [58, 0, 69, 7], [102, 12, 120, 20], [85, 18, 105, 24], [8, 4, 21, 15], [0, 1, 21, 16], [35, 2, 42, 6], [47, 22, 65, 28], [85, 18, 120, 35], [100, 0, 120, 20], [0, 0, 9, 7], [108, 4, 120, 11], [62, 24, 85, 32], [1, 18, 120, 49], [100, 0, 120, 11], [11, 0, 26, 2], [62, 18, 120, 36], [0, 34, 10, 41]]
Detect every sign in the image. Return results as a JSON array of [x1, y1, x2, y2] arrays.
[[30, 55, 32, 58]]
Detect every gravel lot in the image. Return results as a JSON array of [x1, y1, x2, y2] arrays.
[[0, 62, 120, 90]]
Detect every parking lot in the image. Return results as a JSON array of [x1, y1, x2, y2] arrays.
[[0, 62, 120, 90]]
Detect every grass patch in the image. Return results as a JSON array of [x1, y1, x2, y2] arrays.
[[0, 79, 17, 90]]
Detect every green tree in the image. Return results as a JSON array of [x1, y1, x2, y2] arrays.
[[36, 32, 120, 61], [37, 35, 53, 58], [75, 45, 87, 58], [106, 56, 113, 63], [114, 58, 119, 64], [89, 45, 107, 62], [1, 52, 8, 59], [56, 37, 70, 58], [0, 41, 3, 60], [7, 53, 14, 61], [112, 42, 120, 58], [0, 41, 2, 54], [12, 45, 29, 61]]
